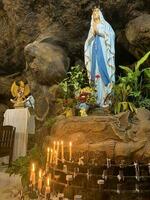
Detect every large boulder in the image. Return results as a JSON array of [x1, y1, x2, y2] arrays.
[[125, 14, 150, 58], [49, 108, 150, 163], [24, 25, 70, 86], [24, 31, 69, 122]]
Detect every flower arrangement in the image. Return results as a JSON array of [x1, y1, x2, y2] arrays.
[[59, 65, 97, 116], [76, 87, 96, 105], [75, 86, 97, 116]]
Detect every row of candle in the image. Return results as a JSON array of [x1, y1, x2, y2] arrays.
[[30, 157, 110, 192], [30, 141, 72, 195], [29, 159, 150, 199], [30, 163, 143, 196], [30, 163, 51, 195], [46, 141, 72, 166]]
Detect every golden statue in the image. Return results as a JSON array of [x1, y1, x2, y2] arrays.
[[10, 81, 30, 108]]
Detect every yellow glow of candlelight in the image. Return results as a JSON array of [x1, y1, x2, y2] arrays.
[[46, 147, 50, 163], [32, 163, 35, 172], [39, 169, 42, 178], [54, 150, 57, 159], [47, 177, 50, 186], [50, 149, 53, 164], [57, 141, 60, 146], [61, 141, 64, 160], [69, 141, 72, 147], [38, 169, 42, 192]]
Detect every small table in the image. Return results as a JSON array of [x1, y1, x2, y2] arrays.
[[3, 108, 35, 161]]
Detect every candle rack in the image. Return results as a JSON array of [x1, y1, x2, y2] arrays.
[[28, 141, 150, 200]]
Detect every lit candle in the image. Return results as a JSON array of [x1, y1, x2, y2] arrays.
[[47, 147, 50, 163], [55, 152, 58, 166], [45, 175, 51, 195], [30, 166, 32, 183], [30, 163, 35, 186], [47, 176, 50, 186], [38, 169, 42, 193], [61, 141, 64, 162], [56, 141, 60, 165], [50, 149, 53, 164], [46, 148, 50, 173], [69, 142, 72, 161], [32, 163, 35, 172]]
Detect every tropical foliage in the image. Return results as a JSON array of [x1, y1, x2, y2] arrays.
[[112, 51, 150, 114], [59, 65, 88, 99], [59, 65, 97, 113]]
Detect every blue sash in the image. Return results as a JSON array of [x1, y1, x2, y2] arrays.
[[91, 35, 110, 86]]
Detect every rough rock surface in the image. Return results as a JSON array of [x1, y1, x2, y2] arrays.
[[0, 0, 149, 74], [24, 26, 70, 86], [50, 108, 150, 162], [125, 14, 150, 58], [0, 0, 150, 124]]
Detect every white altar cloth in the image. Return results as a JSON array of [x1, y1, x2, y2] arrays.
[[3, 108, 35, 161]]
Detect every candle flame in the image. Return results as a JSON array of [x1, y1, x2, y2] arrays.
[[53, 141, 56, 151], [61, 141, 63, 145], [69, 141, 72, 146], [47, 147, 50, 152]]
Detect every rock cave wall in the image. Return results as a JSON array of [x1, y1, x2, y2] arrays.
[[0, 0, 149, 124]]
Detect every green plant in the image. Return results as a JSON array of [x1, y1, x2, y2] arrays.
[[139, 98, 150, 110], [142, 67, 150, 97], [59, 65, 88, 99], [112, 83, 136, 114], [112, 51, 150, 114], [7, 145, 46, 188], [119, 51, 150, 104]]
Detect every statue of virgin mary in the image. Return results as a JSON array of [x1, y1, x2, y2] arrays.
[[84, 7, 115, 107]]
